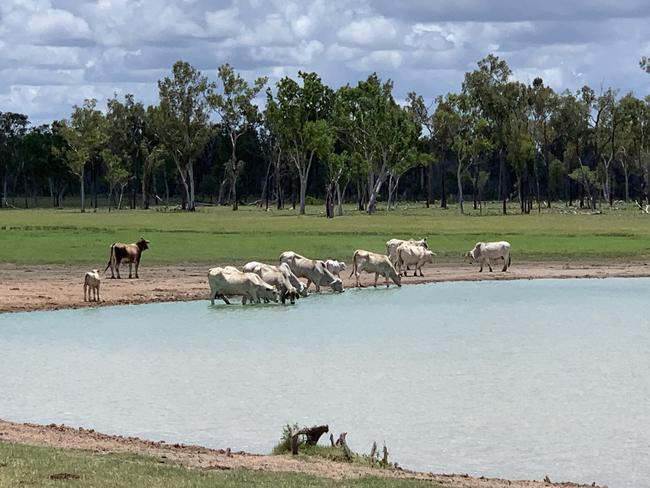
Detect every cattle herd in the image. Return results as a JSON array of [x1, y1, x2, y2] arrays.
[[83, 237, 512, 306]]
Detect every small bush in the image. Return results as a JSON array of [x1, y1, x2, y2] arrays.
[[272, 423, 301, 454]]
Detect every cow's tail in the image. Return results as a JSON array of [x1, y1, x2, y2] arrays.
[[104, 243, 115, 273], [508, 253, 512, 268], [349, 250, 359, 278]]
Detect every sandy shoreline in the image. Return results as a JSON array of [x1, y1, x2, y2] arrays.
[[1, 260, 649, 313], [0, 419, 602, 487]]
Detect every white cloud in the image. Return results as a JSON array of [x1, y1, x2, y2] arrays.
[[0, 0, 647, 124], [337, 16, 398, 47]]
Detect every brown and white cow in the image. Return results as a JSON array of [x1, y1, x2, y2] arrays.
[[104, 237, 150, 279], [350, 250, 401, 288]]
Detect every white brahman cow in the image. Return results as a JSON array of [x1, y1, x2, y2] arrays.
[[396, 244, 436, 276], [279, 251, 344, 293], [350, 250, 401, 288], [465, 241, 512, 272], [208, 267, 279, 305], [242, 261, 301, 304], [385, 238, 428, 268]]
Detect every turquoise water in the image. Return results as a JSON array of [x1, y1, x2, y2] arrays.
[[1, 278, 648, 487]]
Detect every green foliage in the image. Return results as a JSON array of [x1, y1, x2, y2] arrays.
[[272, 423, 301, 454], [548, 159, 567, 199]]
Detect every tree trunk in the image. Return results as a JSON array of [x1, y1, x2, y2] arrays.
[[499, 150, 507, 215], [623, 164, 630, 202], [335, 181, 345, 216], [440, 157, 447, 208], [457, 160, 464, 215], [298, 173, 307, 215], [79, 171, 86, 213], [188, 165, 196, 211]]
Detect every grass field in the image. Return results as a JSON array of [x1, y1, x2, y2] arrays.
[[1, 202, 650, 265], [0, 442, 442, 488]]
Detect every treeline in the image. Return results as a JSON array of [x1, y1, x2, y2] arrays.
[[1, 55, 649, 215]]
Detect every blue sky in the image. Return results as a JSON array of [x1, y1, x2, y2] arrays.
[[1, 0, 649, 124]]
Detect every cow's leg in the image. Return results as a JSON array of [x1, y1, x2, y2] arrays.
[[373, 273, 379, 287], [384, 272, 390, 287], [135, 257, 140, 279], [115, 259, 122, 279], [128, 262, 133, 279], [502, 255, 508, 272], [355, 272, 362, 288], [83, 284, 87, 302], [305, 279, 312, 291], [487, 259, 493, 272], [478, 260, 483, 272], [221, 294, 231, 305]]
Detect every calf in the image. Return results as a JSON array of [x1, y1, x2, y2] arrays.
[[104, 237, 150, 279], [83, 269, 101, 302], [324, 259, 346, 278]]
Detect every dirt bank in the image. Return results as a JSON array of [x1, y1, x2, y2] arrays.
[[1, 261, 649, 313], [0, 420, 602, 487]]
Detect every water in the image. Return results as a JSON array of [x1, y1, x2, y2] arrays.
[[1, 278, 649, 488]]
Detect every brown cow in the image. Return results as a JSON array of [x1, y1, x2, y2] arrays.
[[104, 237, 150, 279]]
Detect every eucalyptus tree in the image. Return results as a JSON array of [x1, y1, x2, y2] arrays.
[[593, 88, 623, 205], [641, 56, 650, 73], [335, 74, 422, 214], [104, 94, 147, 209], [209, 64, 267, 210], [56, 99, 106, 212], [528, 77, 558, 209], [618, 94, 650, 202], [406, 91, 436, 206], [155, 61, 214, 210], [442, 92, 492, 214], [461, 55, 513, 213], [0, 112, 29, 208], [266, 71, 333, 215]]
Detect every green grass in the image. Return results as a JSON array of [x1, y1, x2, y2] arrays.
[[0, 442, 442, 488], [1, 202, 650, 265]]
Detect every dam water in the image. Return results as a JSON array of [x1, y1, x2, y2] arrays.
[[1, 278, 648, 487]]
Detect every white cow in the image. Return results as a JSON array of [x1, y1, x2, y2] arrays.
[[396, 244, 436, 276], [350, 250, 401, 288], [385, 238, 428, 268], [83, 269, 100, 302], [242, 261, 301, 304], [244, 261, 307, 297], [279, 251, 344, 293], [324, 259, 346, 277], [465, 241, 512, 272], [208, 267, 279, 305]]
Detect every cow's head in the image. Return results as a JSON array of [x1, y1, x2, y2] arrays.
[[339, 261, 347, 271], [261, 285, 280, 303], [424, 250, 436, 264], [330, 278, 344, 293], [137, 237, 150, 251]]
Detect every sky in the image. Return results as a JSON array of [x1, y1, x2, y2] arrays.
[[1, 0, 649, 124]]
